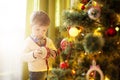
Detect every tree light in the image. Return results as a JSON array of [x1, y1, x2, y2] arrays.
[[92, 1, 97, 6], [115, 27, 119, 31], [71, 69, 76, 75], [69, 27, 79, 37], [105, 76, 110, 80]]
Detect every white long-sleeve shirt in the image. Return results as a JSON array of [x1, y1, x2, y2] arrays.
[[22, 36, 56, 72]]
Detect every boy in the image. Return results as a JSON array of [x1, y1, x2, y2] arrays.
[[22, 11, 57, 80]]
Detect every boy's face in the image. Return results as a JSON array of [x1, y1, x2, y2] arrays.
[[31, 24, 48, 39]]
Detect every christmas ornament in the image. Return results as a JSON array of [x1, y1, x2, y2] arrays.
[[60, 61, 69, 69], [60, 38, 69, 50], [86, 60, 104, 80], [83, 33, 104, 53], [69, 27, 79, 37], [106, 27, 117, 37], [81, 5, 85, 10], [88, 6, 101, 20], [60, 38, 73, 50], [77, 3, 84, 11]]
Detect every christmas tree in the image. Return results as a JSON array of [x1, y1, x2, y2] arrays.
[[49, 0, 120, 80]]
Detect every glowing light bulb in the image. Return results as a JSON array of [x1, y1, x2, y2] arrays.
[[105, 76, 110, 80], [69, 27, 79, 37], [92, 1, 97, 6], [71, 69, 76, 74], [97, 27, 101, 31], [115, 27, 119, 31]]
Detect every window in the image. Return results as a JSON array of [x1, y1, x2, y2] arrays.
[[0, 0, 26, 79]]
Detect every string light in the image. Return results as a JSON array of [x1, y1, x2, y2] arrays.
[[69, 27, 80, 37], [71, 69, 76, 75], [92, 1, 97, 6], [115, 27, 119, 31], [105, 76, 110, 80]]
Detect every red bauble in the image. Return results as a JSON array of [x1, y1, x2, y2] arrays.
[[106, 27, 117, 37], [60, 61, 69, 69], [60, 38, 69, 50], [81, 5, 85, 10]]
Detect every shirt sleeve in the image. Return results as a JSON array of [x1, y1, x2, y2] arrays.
[[21, 42, 36, 62]]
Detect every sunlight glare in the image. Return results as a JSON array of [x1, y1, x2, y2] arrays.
[[0, 0, 26, 80]]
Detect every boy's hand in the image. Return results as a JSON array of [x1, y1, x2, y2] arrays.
[[33, 47, 47, 58], [45, 47, 56, 58], [49, 49, 57, 58]]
